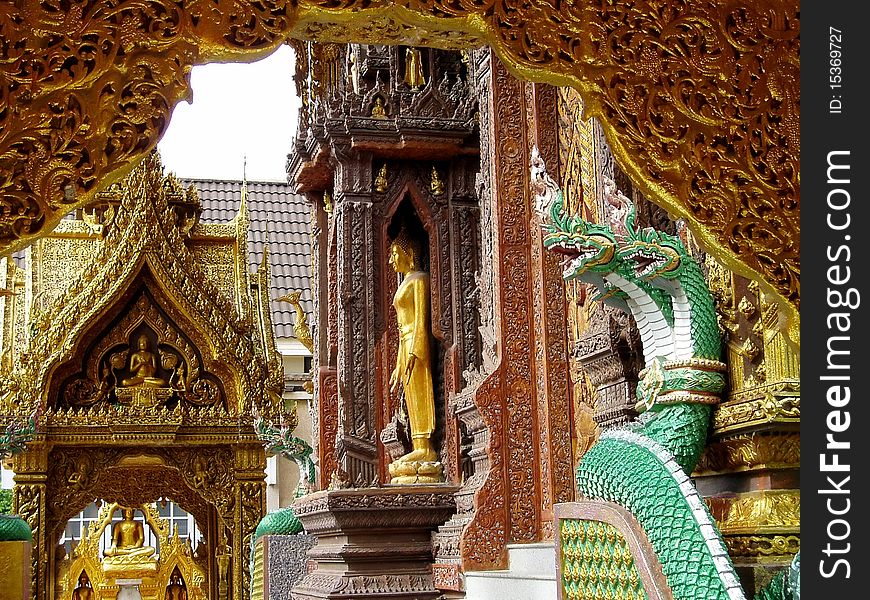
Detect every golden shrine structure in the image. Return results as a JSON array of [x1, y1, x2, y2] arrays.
[[0, 2, 801, 600], [0, 154, 285, 599]]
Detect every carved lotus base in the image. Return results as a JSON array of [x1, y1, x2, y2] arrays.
[[291, 485, 458, 599], [101, 553, 159, 578], [388, 459, 444, 484]]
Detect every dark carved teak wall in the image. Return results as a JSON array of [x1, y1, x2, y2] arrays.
[[287, 42, 481, 489], [287, 44, 577, 592]]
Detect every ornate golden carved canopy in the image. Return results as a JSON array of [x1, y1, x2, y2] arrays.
[[2, 151, 284, 419], [0, 0, 799, 332], [56, 502, 206, 600]]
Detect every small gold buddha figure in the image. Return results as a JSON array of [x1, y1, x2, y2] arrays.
[[387, 229, 443, 484], [404, 48, 426, 90], [121, 335, 166, 387], [72, 572, 94, 600], [375, 163, 389, 193], [104, 507, 156, 560], [165, 570, 188, 600], [430, 166, 444, 196], [215, 539, 231, 592], [371, 96, 387, 118]]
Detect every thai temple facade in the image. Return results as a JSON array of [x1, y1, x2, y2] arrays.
[[0, 3, 800, 600]]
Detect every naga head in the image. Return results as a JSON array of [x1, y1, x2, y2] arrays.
[[547, 222, 621, 282], [619, 227, 685, 285], [532, 149, 622, 286]]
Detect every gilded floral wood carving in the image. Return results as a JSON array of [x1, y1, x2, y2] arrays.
[[0, 0, 799, 330]]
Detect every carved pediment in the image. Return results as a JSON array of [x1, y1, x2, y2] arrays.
[[54, 289, 226, 411], [9, 151, 283, 422]]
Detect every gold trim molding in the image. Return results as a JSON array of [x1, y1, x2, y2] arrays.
[[696, 432, 799, 475], [712, 384, 800, 435], [0, 1, 800, 331], [707, 490, 800, 536], [724, 535, 800, 560]]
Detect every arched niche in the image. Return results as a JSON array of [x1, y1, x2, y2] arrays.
[[378, 184, 462, 479]]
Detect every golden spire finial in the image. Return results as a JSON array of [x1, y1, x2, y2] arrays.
[[241, 155, 248, 203], [260, 224, 270, 272], [235, 154, 250, 228]]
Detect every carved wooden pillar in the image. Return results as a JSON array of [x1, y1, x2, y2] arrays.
[[437, 51, 576, 580], [445, 195, 480, 481], [12, 443, 48, 600], [316, 204, 341, 489], [490, 63, 541, 548], [316, 368, 339, 489], [307, 193, 324, 487], [233, 446, 267, 598], [443, 156, 482, 381], [433, 50, 503, 585], [333, 151, 379, 483], [528, 83, 575, 536]]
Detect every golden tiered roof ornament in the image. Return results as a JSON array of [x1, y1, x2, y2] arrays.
[[0, 150, 287, 599], [1, 150, 284, 422]]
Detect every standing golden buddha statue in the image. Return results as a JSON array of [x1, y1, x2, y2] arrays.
[[387, 229, 443, 484], [403, 48, 426, 90]]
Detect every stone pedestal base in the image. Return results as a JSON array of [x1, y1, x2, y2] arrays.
[[99, 576, 161, 600], [291, 485, 458, 600], [0, 540, 31, 600]]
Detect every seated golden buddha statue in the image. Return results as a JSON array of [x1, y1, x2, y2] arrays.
[[121, 335, 166, 387], [102, 507, 157, 574]]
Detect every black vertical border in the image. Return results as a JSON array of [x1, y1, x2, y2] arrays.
[[803, 5, 868, 597]]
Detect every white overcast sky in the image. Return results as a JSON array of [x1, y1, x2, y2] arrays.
[[157, 44, 299, 182]]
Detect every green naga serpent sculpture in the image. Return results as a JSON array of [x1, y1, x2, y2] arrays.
[[249, 405, 315, 595], [252, 408, 315, 543], [251, 404, 315, 539], [531, 148, 799, 600], [0, 407, 39, 541]]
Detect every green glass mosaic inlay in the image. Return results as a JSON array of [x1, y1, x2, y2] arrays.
[[560, 518, 648, 600]]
